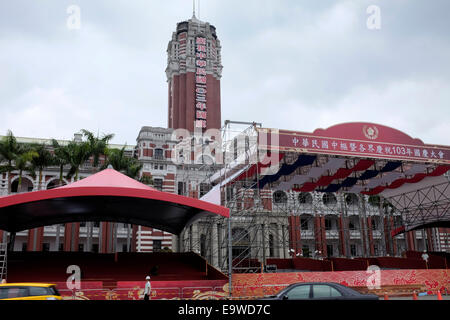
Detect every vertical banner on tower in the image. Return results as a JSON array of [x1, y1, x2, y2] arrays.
[[195, 36, 207, 129]]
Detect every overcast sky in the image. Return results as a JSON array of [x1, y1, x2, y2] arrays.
[[1, 0, 449, 146]]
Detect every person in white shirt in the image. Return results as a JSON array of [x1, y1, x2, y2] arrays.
[[144, 276, 151, 301]]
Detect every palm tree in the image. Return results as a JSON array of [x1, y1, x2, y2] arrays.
[[81, 129, 114, 169], [103, 146, 143, 179], [51, 139, 71, 186], [14, 145, 38, 192], [65, 139, 90, 181], [30, 143, 54, 190], [0, 130, 21, 194]]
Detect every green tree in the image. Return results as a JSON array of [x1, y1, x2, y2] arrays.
[[14, 145, 38, 192], [51, 139, 71, 186], [80, 129, 114, 168], [65, 139, 91, 181], [0, 130, 21, 194], [30, 143, 54, 190], [103, 146, 143, 180]]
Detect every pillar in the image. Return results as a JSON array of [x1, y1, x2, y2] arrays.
[[63, 223, 80, 252], [211, 221, 219, 267], [366, 217, 375, 256], [100, 222, 112, 253], [406, 231, 416, 251], [314, 215, 327, 257], [288, 215, 302, 255], [131, 225, 138, 252], [360, 217, 368, 257], [390, 217, 398, 256], [27, 227, 44, 252], [338, 214, 347, 257], [426, 229, 433, 252], [383, 217, 391, 255]]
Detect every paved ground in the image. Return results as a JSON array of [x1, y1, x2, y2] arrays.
[[387, 294, 450, 300]]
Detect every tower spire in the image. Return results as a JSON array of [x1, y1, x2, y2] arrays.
[[192, 0, 196, 18]]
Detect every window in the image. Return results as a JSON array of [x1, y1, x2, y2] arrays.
[[350, 244, 357, 256], [153, 179, 163, 191], [373, 245, 379, 256], [312, 285, 342, 298], [78, 244, 84, 252], [0, 288, 8, 299], [371, 219, 377, 230], [302, 246, 310, 258], [92, 244, 99, 253], [122, 244, 128, 252], [42, 243, 50, 252], [273, 191, 287, 204], [327, 244, 333, 257], [345, 194, 358, 206], [200, 183, 210, 197], [349, 221, 356, 230], [285, 285, 310, 299], [178, 181, 186, 195], [154, 148, 164, 160], [21, 243, 27, 252], [29, 286, 50, 296], [325, 219, 332, 230], [300, 219, 309, 230], [323, 194, 337, 205], [153, 240, 162, 252], [298, 193, 312, 204], [0, 287, 28, 299], [93, 222, 100, 228], [80, 222, 86, 227], [58, 243, 64, 252]]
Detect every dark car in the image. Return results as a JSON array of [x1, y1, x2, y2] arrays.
[[261, 282, 379, 300]]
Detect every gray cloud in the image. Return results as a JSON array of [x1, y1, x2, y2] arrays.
[[0, 0, 449, 145]]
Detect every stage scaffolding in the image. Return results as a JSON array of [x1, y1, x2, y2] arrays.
[[178, 121, 411, 275]]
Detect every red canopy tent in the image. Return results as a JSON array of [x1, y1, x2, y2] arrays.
[[0, 168, 229, 235]]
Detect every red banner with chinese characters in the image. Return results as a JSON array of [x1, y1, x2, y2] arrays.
[[195, 36, 207, 129], [258, 123, 450, 164]]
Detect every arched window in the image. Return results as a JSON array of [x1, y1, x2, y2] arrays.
[[345, 193, 359, 206], [322, 193, 337, 206], [298, 192, 313, 204], [273, 191, 288, 204]]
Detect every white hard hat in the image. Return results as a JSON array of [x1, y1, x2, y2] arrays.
[[146, 276, 150, 280]]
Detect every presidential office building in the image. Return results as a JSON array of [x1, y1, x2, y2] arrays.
[[1, 14, 449, 272]]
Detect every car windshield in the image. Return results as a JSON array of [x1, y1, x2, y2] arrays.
[[48, 286, 61, 296]]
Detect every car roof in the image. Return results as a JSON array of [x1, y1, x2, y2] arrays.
[[0, 283, 56, 287], [287, 282, 343, 286]]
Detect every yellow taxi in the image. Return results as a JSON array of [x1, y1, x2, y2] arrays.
[[0, 282, 62, 300]]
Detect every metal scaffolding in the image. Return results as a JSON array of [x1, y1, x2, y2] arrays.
[[179, 122, 402, 274]]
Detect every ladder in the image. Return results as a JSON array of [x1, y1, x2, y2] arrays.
[[0, 243, 7, 282]]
